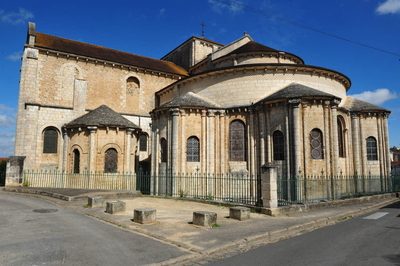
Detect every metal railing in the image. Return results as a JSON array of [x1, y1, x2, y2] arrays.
[[24, 170, 137, 190], [277, 174, 400, 206], [22, 170, 400, 207]]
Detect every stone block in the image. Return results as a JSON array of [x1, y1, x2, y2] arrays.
[[106, 201, 126, 214], [88, 196, 104, 208], [134, 208, 156, 224], [230, 206, 250, 221], [193, 211, 217, 228]]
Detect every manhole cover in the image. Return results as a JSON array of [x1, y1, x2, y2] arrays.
[[32, 209, 58, 213]]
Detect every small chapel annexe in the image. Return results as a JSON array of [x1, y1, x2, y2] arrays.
[[12, 23, 391, 201]]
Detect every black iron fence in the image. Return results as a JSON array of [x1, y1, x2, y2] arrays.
[[21, 170, 400, 206], [278, 174, 400, 206]]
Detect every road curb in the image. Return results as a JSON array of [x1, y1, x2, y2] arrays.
[[165, 197, 399, 265]]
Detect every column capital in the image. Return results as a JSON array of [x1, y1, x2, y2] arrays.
[[288, 98, 301, 107], [87, 126, 98, 133], [170, 108, 180, 116]]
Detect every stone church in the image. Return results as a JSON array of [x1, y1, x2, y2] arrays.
[[14, 22, 391, 180]]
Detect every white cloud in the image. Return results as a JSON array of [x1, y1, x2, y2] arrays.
[[6, 52, 22, 61], [0, 8, 34, 25], [350, 88, 398, 105], [208, 0, 243, 14], [376, 0, 400, 15], [158, 8, 165, 18], [0, 136, 15, 157], [0, 104, 14, 112], [0, 114, 16, 129]]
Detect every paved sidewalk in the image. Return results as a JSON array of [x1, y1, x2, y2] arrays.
[[2, 187, 399, 265]]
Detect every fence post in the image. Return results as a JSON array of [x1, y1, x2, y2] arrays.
[[261, 163, 278, 208]]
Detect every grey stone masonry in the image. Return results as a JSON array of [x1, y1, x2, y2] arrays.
[[6, 156, 26, 186], [88, 196, 104, 208], [193, 211, 217, 228], [229, 206, 250, 221], [105, 201, 126, 214], [134, 208, 156, 224]]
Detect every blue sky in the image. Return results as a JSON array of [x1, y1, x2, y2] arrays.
[[0, 0, 399, 158]]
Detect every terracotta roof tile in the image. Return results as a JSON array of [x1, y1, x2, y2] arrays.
[[35, 32, 188, 76]]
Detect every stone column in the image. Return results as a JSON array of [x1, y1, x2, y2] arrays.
[[219, 110, 226, 173], [351, 113, 360, 175], [302, 102, 308, 176], [331, 100, 340, 176], [249, 108, 255, 176], [170, 108, 180, 175], [383, 114, 391, 176], [180, 110, 186, 174], [87, 126, 97, 173], [265, 109, 272, 162], [258, 108, 266, 166], [261, 163, 278, 208], [201, 110, 207, 173], [377, 115, 384, 176], [125, 128, 134, 173], [207, 110, 216, 173], [359, 115, 366, 177], [323, 101, 331, 176], [289, 99, 301, 177], [62, 128, 69, 172], [5, 156, 26, 186]]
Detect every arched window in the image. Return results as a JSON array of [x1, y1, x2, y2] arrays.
[[43, 128, 58, 153], [366, 137, 378, 161], [273, 130, 285, 161], [229, 120, 246, 161], [160, 138, 168, 163], [310, 128, 324, 159], [104, 148, 118, 173], [187, 136, 200, 162], [73, 149, 80, 174], [126, 77, 140, 96], [139, 134, 148, 152], [337, 117, 345, 158]]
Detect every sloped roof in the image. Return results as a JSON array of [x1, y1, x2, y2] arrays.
[[226, 41, 304, 64], [34, 32, 188, 76], [65, 105, 140, 129], [341, 97, 390, 112], [159, 92, 221, 108], [257, 83, 339, 104]]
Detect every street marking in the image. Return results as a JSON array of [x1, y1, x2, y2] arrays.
[[363, 212, 390, 220]]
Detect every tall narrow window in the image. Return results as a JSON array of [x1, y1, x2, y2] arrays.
[[337, 117, 345, 158], [187, 136, 200, 162], [139, 134, 147, 152], [229, 120, 246, 161], [104, 148, 118, 173], [310, 128, 324, 159], [43, 128, 58, 153], [73, 149, 80, 174], [366, 137, 378, 161], [160, 138, 168, 163], [273, 130, 285, 160]]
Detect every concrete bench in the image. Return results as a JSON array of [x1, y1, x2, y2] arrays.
[[193, 211, 217, 228], [230, 206, 250, 221], [105, 201, 126, 214], [87, 196, 104, 208], [133, 208, 156, 224]]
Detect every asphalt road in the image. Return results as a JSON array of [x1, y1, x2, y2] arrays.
[[0, 193, 188, 266], [207, 201, 400, 266]]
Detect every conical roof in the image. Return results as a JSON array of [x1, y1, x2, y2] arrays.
[[65, 105, 140, 129], [341, 97, 390, 112], [257, 83, 339, 104], [159, 92, 221, 108]]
